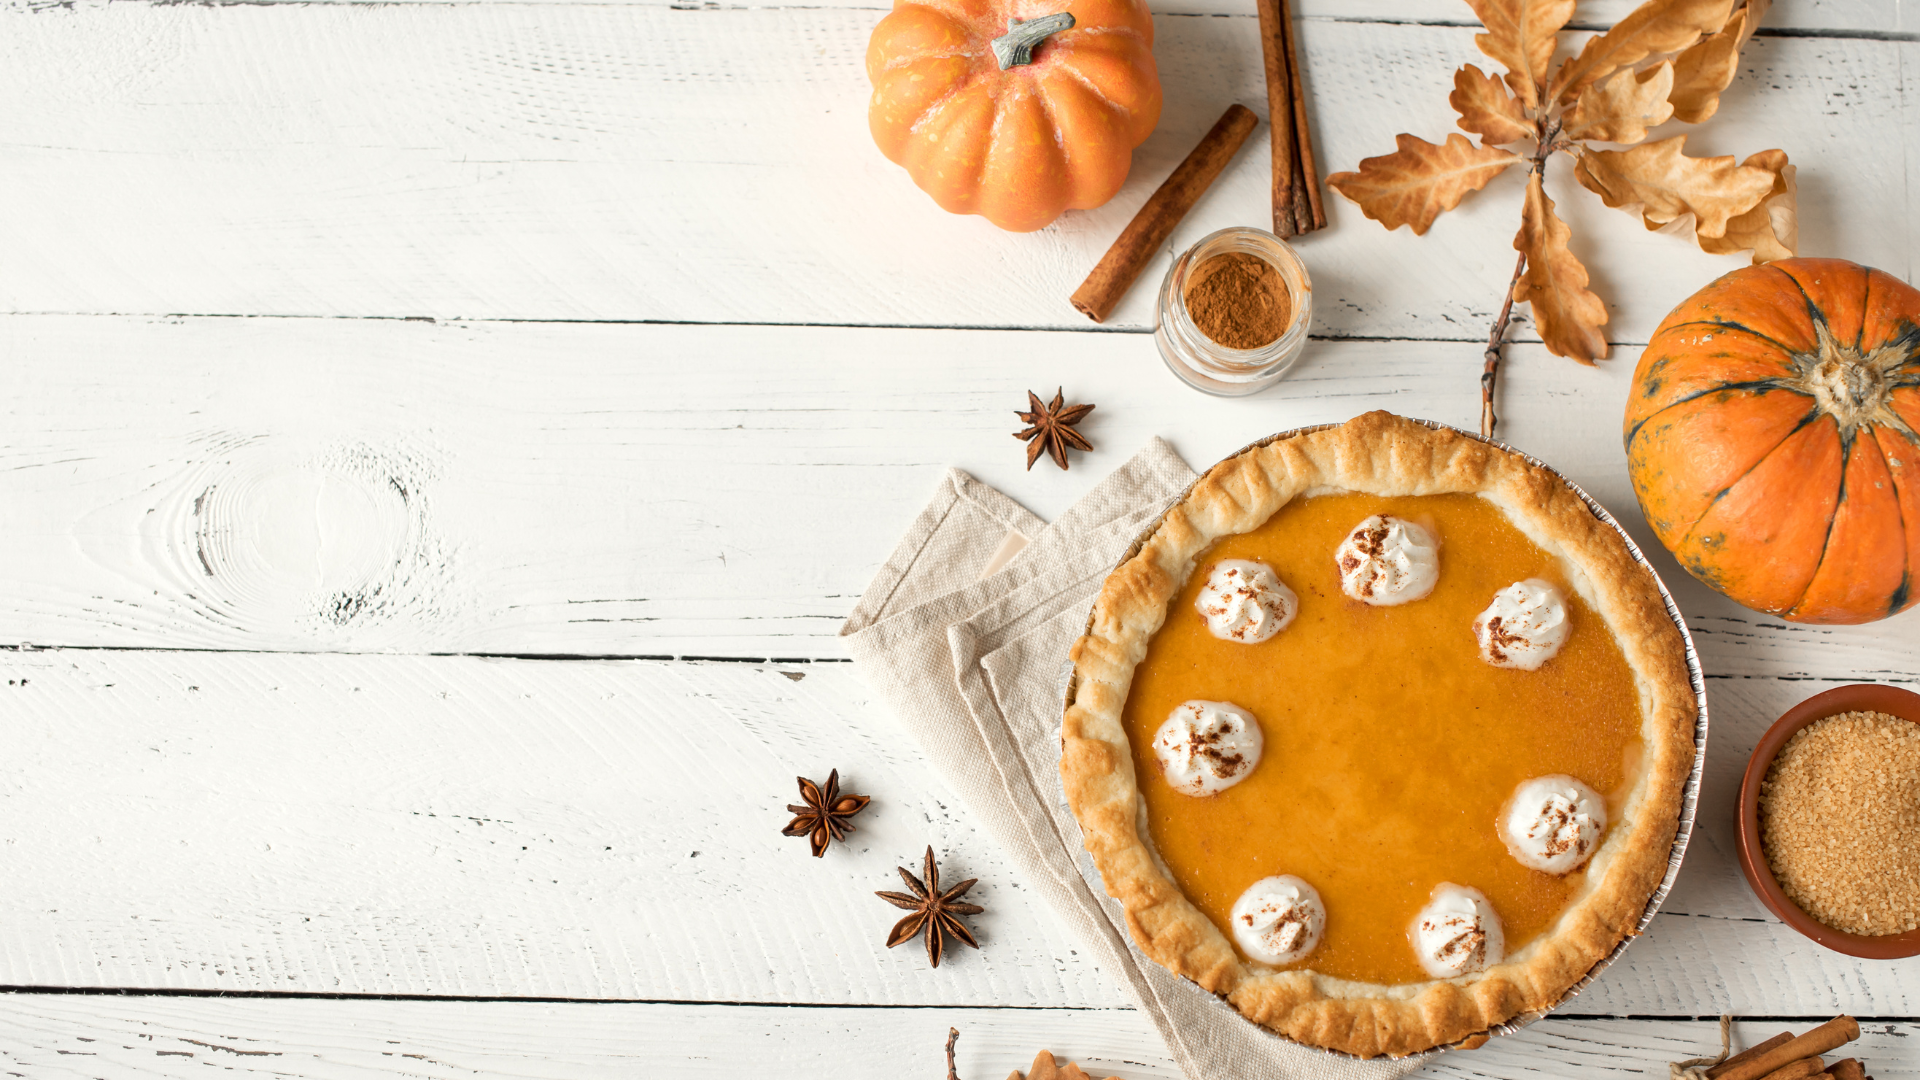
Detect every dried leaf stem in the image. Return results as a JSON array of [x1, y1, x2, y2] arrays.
[[1482, 126, 1558, 438], [1483, 248, 1528, 438]]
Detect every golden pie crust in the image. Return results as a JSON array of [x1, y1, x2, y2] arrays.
[[1059, 411, 1696, 1059]]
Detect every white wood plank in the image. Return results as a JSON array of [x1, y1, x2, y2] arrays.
[[0, 650, 1120, 1006], [0, 8, 1909, 336], [5, 316, 1918, 668], [3, 647, 1918, 1013], [96, 0, 1901, 31], [0, 998, 1916, 1080]]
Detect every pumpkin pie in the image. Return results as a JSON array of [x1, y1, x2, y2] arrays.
[[1060, 411, 1696, 1058]]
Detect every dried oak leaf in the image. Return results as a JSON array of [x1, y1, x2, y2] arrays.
[[1006, 1050, 1122, 1080], [1562, 62, 1675, 144], [1326, 134, 1522, 235], [1667, 9, 1743, 123], [1573, 135, 1775, 239], [1698, 148, 1797, 263], [1550, 0, 1736, 103], [1461, 0, 1577, 109], [1452, 64, 1535, 145], [1513, 170, 1609, 363]]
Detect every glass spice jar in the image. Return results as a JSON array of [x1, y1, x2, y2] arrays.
[[1155, 226, 1312, 396]]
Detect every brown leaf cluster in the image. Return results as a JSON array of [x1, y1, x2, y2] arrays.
[[1327, 0, 1794, 365]]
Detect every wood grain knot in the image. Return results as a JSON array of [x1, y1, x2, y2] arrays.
[[165, 437, 460, 647]]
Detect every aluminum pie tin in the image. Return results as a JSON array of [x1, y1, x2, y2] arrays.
[[1069, 418, 1710, 1056]]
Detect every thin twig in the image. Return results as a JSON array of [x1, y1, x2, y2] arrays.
[[947, 1027, 961, 1080], [1480, 123, 1562, 439], [1482, 248, 1527, 438]]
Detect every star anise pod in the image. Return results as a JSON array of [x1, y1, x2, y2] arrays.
[[1013, 387, 1094, 471], [876, 846, 984, 967], [781, 769, 870, 857]]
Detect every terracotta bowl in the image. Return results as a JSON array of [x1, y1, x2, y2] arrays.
[[1736, 682, 1920, 958]]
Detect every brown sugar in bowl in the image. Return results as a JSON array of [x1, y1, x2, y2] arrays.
[[1737, 682, 1920, 958]]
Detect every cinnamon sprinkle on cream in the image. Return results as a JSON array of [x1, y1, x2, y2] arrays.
[[1759, 710, 1920, 936]]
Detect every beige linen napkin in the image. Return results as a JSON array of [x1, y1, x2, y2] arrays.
[[842, 442, 1428, 1080]]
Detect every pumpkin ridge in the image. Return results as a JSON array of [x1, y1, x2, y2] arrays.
[[1056, 58, 1124, 119], [1069, 25, 1148, 44], [1857, 268, 1873, 351], [878, 46, 976, 75], [901, 74, 975, 137], [1872, 433, 1914, 617], [1651, 318, 1802, 359], [1871, 423, 1920, 617], [1674, 405, 1824, 544], [1770, 260, 1839, 346], [1033, 75, 1066, 161], [1786, 427, 1865, 618], [1888, 324, 1920, 380], [1625, 381, 1806, 451]]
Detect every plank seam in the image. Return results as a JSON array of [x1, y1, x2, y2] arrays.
[[0, 644, 853, 663], [0, 312, 1646, 348], [0, 987, 1911, 1023], [7, 645, 1915, 677]]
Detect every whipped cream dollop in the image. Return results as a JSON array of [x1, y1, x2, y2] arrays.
[[1151, 701, 1263, 796], [1473, 579, 1572, 670], [1195, 559, 1298, 644], [1230, 875, 1326, 965], [1336, 515, 1440, 605], [1410, 884, 1505, 979], [1500, 775, 1607, 874]]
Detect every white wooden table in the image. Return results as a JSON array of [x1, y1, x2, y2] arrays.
[[3, 0, 1918, 1075]]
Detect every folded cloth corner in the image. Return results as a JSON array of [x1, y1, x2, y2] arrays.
[[842, 440, 1434, 1080]]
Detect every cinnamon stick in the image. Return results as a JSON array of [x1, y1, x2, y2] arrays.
[[1286, 110, 1311, 236], [1828, 1059, 1867, 1080], [1278, 0, 1325, 231], [1710, 1034, 1798, 1078], [1715, 1018, 1862, 1080], [1253, 0, 1296, 236], [1068, 104, 1260, 323], [1754, 1057, 1825, 1080]]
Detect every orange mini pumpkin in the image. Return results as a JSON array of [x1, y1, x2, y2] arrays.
[[1626, 258, 1920, 624], [866, 0, 1161, 232]]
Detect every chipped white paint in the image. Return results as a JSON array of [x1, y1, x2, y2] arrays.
[[0, 8, 1912, 338], [0, 1001, 1917, 1080], [5, 316, 1918, 666]]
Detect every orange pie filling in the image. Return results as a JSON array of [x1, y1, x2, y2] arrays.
[[1121, 491, 1646, 987]]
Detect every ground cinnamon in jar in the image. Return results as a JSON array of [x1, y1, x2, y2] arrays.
[[1183, 251, 1293, 350]]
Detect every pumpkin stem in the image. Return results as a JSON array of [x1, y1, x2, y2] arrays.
[[1804, 325, 1894, 432], [991, 13, 1075, 70]]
